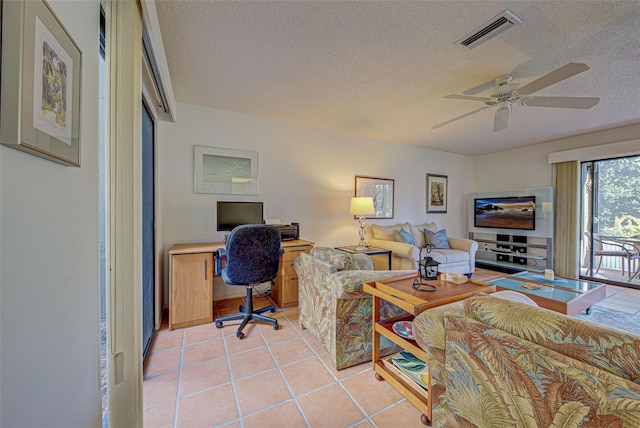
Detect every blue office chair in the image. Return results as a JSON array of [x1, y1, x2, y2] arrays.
[[215, 224, 282, 339]]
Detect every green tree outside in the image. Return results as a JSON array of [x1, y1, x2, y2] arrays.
[[597, 156, 640, 237]]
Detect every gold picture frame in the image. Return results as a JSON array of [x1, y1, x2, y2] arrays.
[[0, 0, 82, 166], [426, 174, 448, 213], [354, 175, 394, 219]]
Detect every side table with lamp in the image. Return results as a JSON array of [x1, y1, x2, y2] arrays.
[[336, 197, 393, 270]]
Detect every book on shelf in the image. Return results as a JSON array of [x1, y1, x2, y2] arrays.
[[382, 351, 429, 398]]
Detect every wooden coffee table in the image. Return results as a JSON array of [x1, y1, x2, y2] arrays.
[[487, 271, 606, 316], [362, 273, 495, 425]]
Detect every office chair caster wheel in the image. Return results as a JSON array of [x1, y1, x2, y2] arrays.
[[215, 321, 223, 329], [273, 322, 279, 330], [236, 331, 245, 339], [270, 307, 276, 313]]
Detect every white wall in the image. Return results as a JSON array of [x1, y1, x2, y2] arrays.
[[470, 123, 639, 267], [473, 124, 640, 192], [0, 1, 102, 427], [159, 102, 475, 299]]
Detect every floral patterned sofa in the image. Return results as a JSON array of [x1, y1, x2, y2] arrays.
[[413, 292, 640, 427], [294, 247, 415, 370]]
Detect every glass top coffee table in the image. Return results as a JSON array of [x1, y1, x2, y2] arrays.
[[487, 271, 606, 316]]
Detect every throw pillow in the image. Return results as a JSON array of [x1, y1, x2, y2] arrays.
[[371, 224, 397, 241], [394, 228, 416, 246], [410, 222, 438, 247], [371, 223, 410, 241], [424, 228, 451, 249]]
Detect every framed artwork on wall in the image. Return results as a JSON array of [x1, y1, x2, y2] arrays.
[[354, 175, 394, 219], [194, 146, 259, 194], [426, 173, 448, 213], [0, 0, 82, 166]]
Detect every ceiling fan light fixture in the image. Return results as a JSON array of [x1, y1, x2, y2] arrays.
[[493, 102, 511, 133], [456, 9, 522, 49], [432, 63, 596, 132]]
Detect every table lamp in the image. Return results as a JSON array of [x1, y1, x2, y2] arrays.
[[350, 197, 375, 250]]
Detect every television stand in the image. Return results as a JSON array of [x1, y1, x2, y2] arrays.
[[470, 232, 553, 273]]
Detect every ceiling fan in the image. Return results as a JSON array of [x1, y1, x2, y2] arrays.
[[432, 63, 600, 133]]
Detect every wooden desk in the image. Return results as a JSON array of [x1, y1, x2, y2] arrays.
[[168, 239, 313, 330]]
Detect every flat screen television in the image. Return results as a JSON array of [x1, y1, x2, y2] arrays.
[[474, 196, 536, 231], [216, 201, 264, 231]]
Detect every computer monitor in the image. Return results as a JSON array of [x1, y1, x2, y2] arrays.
[[216, 201, 264, 231]]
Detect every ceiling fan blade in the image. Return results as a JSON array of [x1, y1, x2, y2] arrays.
[[431, 106, 490, 130], [493, 103, 510, 132], [444, 94, 494, 102], [520, 96, 599, 109], [517, 63, 590, 95], [463, 79, 498, 95]]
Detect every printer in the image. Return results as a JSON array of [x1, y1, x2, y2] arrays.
[[274, 222, 299, 241]]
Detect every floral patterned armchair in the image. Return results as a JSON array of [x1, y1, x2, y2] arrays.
[[294, 247, 415, 370]]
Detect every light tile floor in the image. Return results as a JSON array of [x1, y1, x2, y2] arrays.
[[143, 285, 640, 428], [598, 283, 640, 315]]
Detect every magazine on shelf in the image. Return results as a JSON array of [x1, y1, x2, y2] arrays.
[[382, 351, 429, 397]]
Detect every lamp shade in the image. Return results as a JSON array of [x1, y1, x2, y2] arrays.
[[350, 197, 375, 216]]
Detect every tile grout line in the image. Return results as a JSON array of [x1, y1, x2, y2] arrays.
[[335, 378, 373, 426], [258, 309, 313, 427], [310, 338, 375, 426], [218, 302, 304, 426], [172, 329, 186, 428], [221, 330, 246, 428], [357, 397, 408, 427]]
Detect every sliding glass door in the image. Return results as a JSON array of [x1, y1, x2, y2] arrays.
[[580, 156, 640, 287]]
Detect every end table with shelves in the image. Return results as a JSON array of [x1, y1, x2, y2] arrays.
[[335, 245, 392, 270], [363, 274, 496, 425]]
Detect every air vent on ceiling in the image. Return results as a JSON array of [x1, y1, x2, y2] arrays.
[[456, 10, 522, 49]]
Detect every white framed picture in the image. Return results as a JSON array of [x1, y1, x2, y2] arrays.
[[194, 146, 259, 194]]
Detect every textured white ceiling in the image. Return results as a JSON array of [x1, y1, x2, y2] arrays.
[[155, 0, 640, 156]]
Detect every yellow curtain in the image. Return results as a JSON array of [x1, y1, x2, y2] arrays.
[[553, 161, 580, 278]]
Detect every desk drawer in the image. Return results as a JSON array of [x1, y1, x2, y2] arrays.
[[273, 242, 312, 308], [282, 247, 310, 274], [280, 274, 299, 307], [283, 247, 309, 261], [281, 259, 298, 275]]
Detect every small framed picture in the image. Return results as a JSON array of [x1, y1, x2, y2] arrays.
[[355, 175, 394, 219], [426, 174, 448, 213]]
